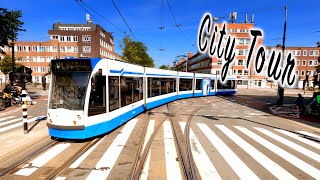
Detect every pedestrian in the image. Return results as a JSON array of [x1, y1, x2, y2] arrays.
[[295, 93, 305, 113]]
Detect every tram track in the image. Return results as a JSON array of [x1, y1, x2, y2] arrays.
[[0, 136, 59, 176], [130, 97, 213, 180]]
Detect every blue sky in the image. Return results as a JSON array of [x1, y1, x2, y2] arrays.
[[2, 0, 320, 67]]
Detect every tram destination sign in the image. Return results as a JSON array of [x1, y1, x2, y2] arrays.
[[52, 59, 92, 72]]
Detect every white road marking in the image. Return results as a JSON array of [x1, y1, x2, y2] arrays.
[[256, 128, 320, 163], [216, 125, 296, 180], [0, 116, 16, 122], [236, 126, 320, 179], [15, 143, 70, 176], [140, 150, 151, 180], [163, 121, 182, 180], [140, 120, 155, 179], [180, 122, 221, 180], [297, 131, 320, 139], [86, 119, 138, 180], [69, 136, 106, 168], [0, 116, 34, 133], [0, 118, 22, 126], [197, 123, 259, 180], [275, 129, 320, 150]]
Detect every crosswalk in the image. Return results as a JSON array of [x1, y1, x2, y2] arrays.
[[10, 118, 320, 179], [0, 115, 40, 133]]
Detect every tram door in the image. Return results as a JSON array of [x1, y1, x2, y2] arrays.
[[202, 78, 210, 96], [88, 72, 106, 116]]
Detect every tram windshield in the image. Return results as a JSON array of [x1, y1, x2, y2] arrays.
[[49, 72, 90, 110]]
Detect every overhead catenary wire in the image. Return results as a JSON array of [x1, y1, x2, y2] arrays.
[[77, 0, 127, 35], [111, 0, 137, 41]]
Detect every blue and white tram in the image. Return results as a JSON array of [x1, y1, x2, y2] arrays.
[[47, 58, 236, 139]]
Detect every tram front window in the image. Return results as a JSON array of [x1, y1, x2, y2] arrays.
[[49, 72, 90, 110]]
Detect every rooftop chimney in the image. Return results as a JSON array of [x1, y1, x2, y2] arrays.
[[86, 13, 92, 24]]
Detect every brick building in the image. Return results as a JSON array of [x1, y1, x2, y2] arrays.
[[176, 22, 265, 88], [0, 17, 121, 84], [175, 22, 320, 89]]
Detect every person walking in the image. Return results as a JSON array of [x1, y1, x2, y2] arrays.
[[295, 93, 305, 114]]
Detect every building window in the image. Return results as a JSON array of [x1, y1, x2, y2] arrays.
[[66, 36, 71, 41], [66, 46, 72, 52], [314, 60, 318, 66], [82, 35, 91, 43], [39, 46, 44, 52], [46, 46, 51, 52], [238, 38, 244, 45], [238, 49, 244, 55], [303, 50, 307, 56], [296, 60, 300, 66], [60, 46, 65, 52], [315, 50, 319, 56], [60, 36, 65, 42], [73, 36, 78, 42], [83, 46, 91, 53], [296, 50, 301, 56], [238, 59, 244, 65], [308, 60, 313, 66], [52, 35, 58, 40], [302, 60, 306, 66], [310, 50, 314, 56], [301, 70, 305, 76], [74, 46, 78, 53]]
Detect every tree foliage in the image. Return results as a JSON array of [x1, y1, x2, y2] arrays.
[[120, 35, 155, 67], [0, 55, 20, 75], [159, 64, 171, 70], [0, 8, 25, 54]]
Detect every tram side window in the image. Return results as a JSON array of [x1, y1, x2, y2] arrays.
[[109, 76, 120, 112], [196, 79, 202, 90], [217, 80, 236, 89], [88, 71, 106, 116], [160, 78, 176, 95], [147, 78, 158, 97], [179, 78, 193, 91], [120, 77, 143, 107], [211, 80, 215, 89]]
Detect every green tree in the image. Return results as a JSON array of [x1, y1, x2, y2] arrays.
[[0, 8, 25, 54], [120, 35, 155, 67], [159, 64, 171, 70], [0, 55, 15, 75]]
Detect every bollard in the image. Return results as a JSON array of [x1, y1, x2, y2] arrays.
[[22, 90, 28, 134]]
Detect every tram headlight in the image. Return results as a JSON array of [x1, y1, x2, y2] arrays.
[[73, 121, 77, 125], [77, 115, 81, 120]]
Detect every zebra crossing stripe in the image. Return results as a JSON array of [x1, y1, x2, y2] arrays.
[[297, 131, 320, 139], [140, 120, 155, 179], [255, 128, 320, 163], [163, 121, 182, 180], [216, 125, 296, 180], [0, 118, 22, 126], [275, 129, 320, 150], [140, 150, 152, 180], [236, 126, 320, 179], [86, 119, 138, 180], [0, 116, 34, 133], [0, 116, 16, 122], [15, 143, 70, 176], [180, 122, 221, 180], [69, 136, 106, 168], [197, 123, 259, 180]]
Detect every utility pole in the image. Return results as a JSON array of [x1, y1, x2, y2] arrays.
[[276, 5, 287, 105], [11, 30, 15, 86]]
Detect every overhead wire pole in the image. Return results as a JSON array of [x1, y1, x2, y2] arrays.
[[159, 0, 164, 51], [276, 4, 287, 105]]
